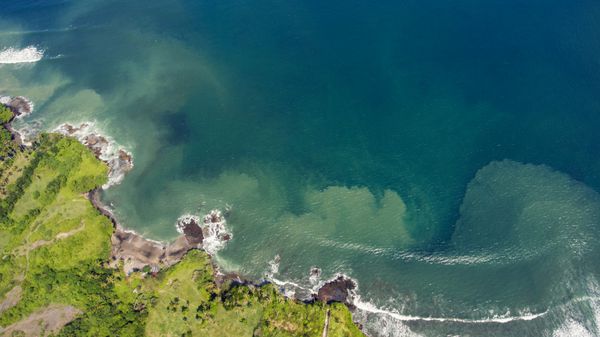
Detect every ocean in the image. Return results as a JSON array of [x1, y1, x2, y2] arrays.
[[2, 0, 600, 335]]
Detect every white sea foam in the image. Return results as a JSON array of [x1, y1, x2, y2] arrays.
[[201, 210, 232, 255], [265, 261, 315, 299], [0, 46, 44, 64], [175, 214, 200, 235], [353, 296, 547, 324], [354, 276, 600, 337], [263, 263, 555, 337], [551, 277, 600, 337], [353, 309, 423, 337], [309, 267, 321, 286], [265, 254, 280, 279], [174, 210, 231, 255], [0, 95, 34, 118], [553, 319, 595, 337]]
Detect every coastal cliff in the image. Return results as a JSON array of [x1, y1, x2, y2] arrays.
[[0, 102, 364, 337]]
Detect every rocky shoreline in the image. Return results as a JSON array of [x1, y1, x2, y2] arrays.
[[89, 189, 358, 308], [1, 99, 362, 324], [87, 190, 199, 274], [0, 96, 33, 118], [0, 95, 34, 146]]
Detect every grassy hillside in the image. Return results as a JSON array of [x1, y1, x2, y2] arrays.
[[0, 107, 365, 337]]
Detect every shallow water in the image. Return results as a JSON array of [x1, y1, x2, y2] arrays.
[[2, 0, 600, 335]]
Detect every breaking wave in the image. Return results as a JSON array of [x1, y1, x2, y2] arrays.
[[0, 46, 44, 64], [175, 209, 232, 256]]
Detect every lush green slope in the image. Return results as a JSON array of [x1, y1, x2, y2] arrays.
[[0, 108, 364, 337]]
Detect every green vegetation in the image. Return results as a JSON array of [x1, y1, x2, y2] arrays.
[[0, 107, 364, 337], [0, 106, 12, 124], [142, 251, 363, 337], [0, 106, 15, 161]]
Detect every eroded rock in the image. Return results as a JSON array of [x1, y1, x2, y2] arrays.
[[316, 275, 357, 305]]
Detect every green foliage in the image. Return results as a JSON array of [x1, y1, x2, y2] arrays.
[[69, 174, 105, 193], [0, 124, 364, 337], [0, 149, 42, 222], [0, 127, 15, 159], [53, 264, 150, 337], [0, 105, 13, 124]]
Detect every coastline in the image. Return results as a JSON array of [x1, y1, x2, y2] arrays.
[[0, 93, 360, 302], [3, 96, 569, 337], [87, 187, 360, 309], [44, 108, 362, 308], [29, 111, 365, 317], [1, 98, 367, 335], [3, 97, 561, 337]]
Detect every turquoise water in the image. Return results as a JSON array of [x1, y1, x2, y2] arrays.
[[2, 0, 600, 335]]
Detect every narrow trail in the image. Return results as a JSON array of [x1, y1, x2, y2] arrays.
[[18, 221, 84, 278], [25, 222, 85, 252], [322, 308, 331, 337]]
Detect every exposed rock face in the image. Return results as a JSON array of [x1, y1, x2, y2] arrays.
[[175, 215, 204, 245], [316, 275, 357, 305], [109, 227, 198, 275], [181, 217, 204, 245], [109, 210, 230, 275]]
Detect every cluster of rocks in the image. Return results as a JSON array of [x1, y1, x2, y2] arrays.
[[2, 95, 359, 313], [316, 275, 357, 306], [0, 96, 33, 118], [110, 209, 233, 275], [110, 218, 202, 275], [109, 227, 196, 275]]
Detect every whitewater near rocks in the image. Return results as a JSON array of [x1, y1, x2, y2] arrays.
[[0, 46, 44, 64]]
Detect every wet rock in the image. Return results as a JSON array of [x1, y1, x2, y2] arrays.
[[180, 217, 204, 245], [0, 96, 33, 117], [317, 275, 357, 305]]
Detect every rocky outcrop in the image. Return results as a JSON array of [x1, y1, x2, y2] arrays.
[[316, 275, 357, 305], [109, 227, 197, 275], [109, 210, 230, 275], [0, 96, 33, 118]]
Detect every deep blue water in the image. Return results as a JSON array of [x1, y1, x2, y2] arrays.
[[2, 0, 600, 336]]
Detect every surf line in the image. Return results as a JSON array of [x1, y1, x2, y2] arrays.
[[0, 46, 44, 64], [353, 298, 548, 324], [269, 271, 547, 325]]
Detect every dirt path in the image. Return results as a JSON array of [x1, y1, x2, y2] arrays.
[[24, 223, 85, 252], [0, 304, 81, 337], [5, 222, 85, 311], [322, 308, 331, 337], [0, 286, 22, 314]]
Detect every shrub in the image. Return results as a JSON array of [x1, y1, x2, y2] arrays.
[[0, 105, 13, 124]]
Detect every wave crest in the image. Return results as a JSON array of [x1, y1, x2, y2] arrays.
[[0, 46, 44, 64], [175, 209, 232, 256]]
